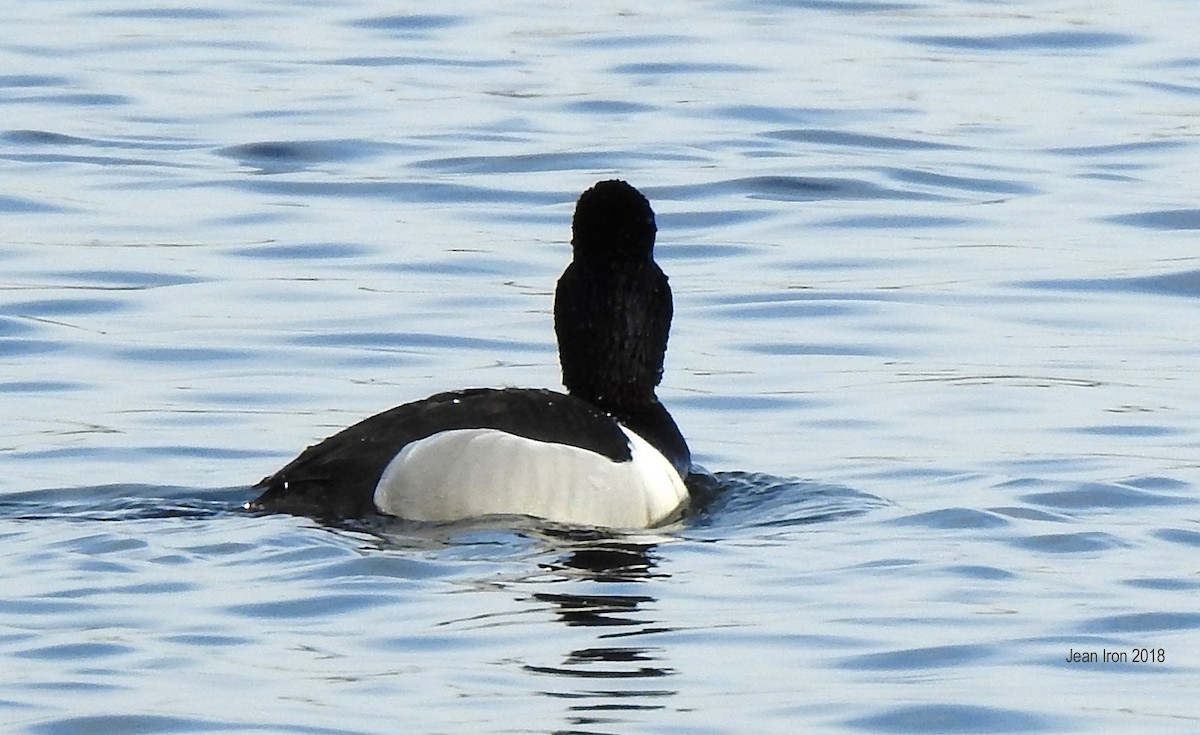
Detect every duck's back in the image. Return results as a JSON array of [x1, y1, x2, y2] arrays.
[[251, 387, 685, 525]]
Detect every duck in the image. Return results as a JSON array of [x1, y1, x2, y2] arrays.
[[248, 180, 691, 528]]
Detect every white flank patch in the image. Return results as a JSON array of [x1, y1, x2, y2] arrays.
[[373, 426, 688, 528]]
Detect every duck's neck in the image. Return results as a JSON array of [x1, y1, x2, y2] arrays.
[[554, 254, 691, 476], [553, 256, 671, 418]]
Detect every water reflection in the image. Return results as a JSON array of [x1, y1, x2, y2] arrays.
[[538, 538, 664, 580], [525, 538, 677, 734]]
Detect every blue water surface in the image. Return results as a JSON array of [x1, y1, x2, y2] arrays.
[[2, 1, 1199, 733]]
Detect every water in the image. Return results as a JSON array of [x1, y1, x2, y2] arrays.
[[2, 0, 1199, 732]]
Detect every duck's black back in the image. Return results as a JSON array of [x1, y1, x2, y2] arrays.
[[251, 387, 633, 519]]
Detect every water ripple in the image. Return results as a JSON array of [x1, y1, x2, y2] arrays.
[[346, 14, 463, 33], [0, 380, 85, 393], [290, 330, 544, 353], [889, 508, 1009, 530], [217, 139, 392, 173], [904, 31, 1137, 51], [0, 74, 71, 88], [229, 242, 373, 260], [0, 193, 67, 213], [30, 715, 373, 735], [657, 175, 945, 202], [687, 471, 886, 531], [1018, 269, 1200, 297], [844, 703, 1051, 733], [0, 485, 248, 522], [223, 178, 560, 205], [839, 643, 996, 671], [100, 7, 239, 20], [28, 715, 224, 735], [563, 99, 656, 115], [762, 128, 965, 151], [225, 592, 399, 620], [819, 214, 974, 228], [410, 150, 702, 175], [10, 297, 126, 319], [878, 167, 1037, 195], [328, 55, 514, 69], [1081, 612, 1200, 634], [1044, 140, 1185, 157], [115, 346, 254, 364], [1151, 528, 1200, 547], [3, 129, 196, 151], [1107, 209, 1200, 230], [1020, 481, 1191, 511], [0, 337, 63, 357], [37, 268, 203, 290], [13, 641, 136, 661], [1012, 532, 1127, 554], [611, 61, 762, 75]]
